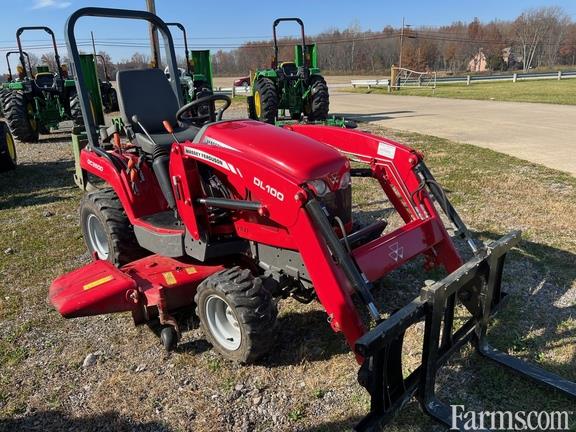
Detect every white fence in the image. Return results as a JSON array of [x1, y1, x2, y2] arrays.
[[350, 70, 576, 89]]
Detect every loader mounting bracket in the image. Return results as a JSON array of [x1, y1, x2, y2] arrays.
[[354, 230, 576, 431]]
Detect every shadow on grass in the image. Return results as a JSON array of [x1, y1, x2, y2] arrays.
[[0, 410, 173, 432], [261, 310, 349, 366], [332, 111, 436, 123], [0, 160, 76, 209]]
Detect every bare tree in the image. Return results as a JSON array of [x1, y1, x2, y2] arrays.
[[514, 7, 568, 72]]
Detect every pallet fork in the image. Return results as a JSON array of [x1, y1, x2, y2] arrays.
[[355, 230, 576, 430]]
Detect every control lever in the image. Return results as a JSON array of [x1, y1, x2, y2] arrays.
[[162, 120, 181, 144], [131, 114, 157, 145]]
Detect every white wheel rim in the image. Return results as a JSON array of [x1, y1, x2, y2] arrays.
[[86, 214, 109, 259], [205, 294, 241, 351]]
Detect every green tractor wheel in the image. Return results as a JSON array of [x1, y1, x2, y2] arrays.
[[253, 78, 278, 124], [3, 90, 39, 143], [306, 76, 329, 121], [0, 121, 17, 172]]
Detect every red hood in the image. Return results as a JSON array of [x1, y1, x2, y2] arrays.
[[196, 120, 346, 183]]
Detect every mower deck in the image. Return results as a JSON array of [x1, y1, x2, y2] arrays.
[[50, 255, 223, 324]]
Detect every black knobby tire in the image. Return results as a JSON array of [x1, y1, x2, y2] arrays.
[[70, 95, 84, 126], [307, 75, 330, 121], [0, 122, 17, 172], [253, 78, 278, 124], [80, 188, 147, 266], [195, 267, 277, 363], [3, 90, 39, 143], [0, 88, 8, 116]]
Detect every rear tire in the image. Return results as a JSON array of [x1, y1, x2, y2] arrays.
[[0, 122, 17, 172], [306, 75, 329, 121], [80, 189, 147, 266], [3, 90, 39, 143], [253, 78, 278, 124], [195, 267, 277, 363], [70, 96, 84, 126], [0, 88, 8, 117]]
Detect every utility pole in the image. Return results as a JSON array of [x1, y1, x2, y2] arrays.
[[399, 17, 405, 70], [145, 0, 161, 68], [399, 18, 412, 70]]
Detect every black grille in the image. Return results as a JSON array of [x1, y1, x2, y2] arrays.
[[319, 186, 352, 225]]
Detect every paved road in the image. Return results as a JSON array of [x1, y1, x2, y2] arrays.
[[330, 91, 576, 176]]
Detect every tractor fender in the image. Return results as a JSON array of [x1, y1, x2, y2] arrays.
[[79, 149, 170, 223]]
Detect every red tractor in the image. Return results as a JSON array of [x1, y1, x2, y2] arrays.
[[50, 8, 575, 430]]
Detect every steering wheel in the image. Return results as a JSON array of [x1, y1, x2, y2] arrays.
[[176, 94, 232, 126]]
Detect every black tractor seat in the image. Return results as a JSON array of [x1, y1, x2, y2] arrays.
[[117, 68, 199, 154], [135, 125, 199, 154], [117, 68, 200, 210]]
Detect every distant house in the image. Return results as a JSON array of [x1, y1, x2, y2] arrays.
[[468, 47, 523, 72], [468, 49, 487, 72]]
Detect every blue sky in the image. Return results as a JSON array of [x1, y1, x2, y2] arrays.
[[1, 0, 575, 73]]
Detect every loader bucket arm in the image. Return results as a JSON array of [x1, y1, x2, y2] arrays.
[[272, 17, 306, 69], [6, 51, 31, 82], [16, 26, 63, 79], [65, 7, 184, 151]]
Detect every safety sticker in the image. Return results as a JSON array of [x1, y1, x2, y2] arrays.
[[203, 136, 239, 152], [163, 271, 177, 286], [83, 275, 114, 290], [377, 142, 396, 159], [184, 267, 197, 275]]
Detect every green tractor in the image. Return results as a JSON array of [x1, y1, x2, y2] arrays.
[[165, 22, 214, 118], [0, 51, 34, 116], [248, 18, 329, 124], [95, 54, 119, 113], [1, 26, 77, 143]]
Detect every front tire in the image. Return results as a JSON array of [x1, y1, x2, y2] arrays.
[[195, 267, 277, 363], [253, 78, 278, 124], [0, 122, 17, 172], [80, 189, 147, 266], [3, 90, 39, 143]]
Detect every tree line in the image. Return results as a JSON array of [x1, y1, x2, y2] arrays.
[[211, 6, 575, 75], [2, 6, 575, 81]]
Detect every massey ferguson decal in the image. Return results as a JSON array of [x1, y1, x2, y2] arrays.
[[184, 146, 243, 177]]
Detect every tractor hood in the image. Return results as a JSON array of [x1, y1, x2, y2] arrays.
[[194, 120, 346, 183]]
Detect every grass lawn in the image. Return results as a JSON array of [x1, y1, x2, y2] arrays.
[[0, 125, 574, 431], [346, 78, 576, 105]]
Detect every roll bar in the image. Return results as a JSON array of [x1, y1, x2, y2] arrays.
[[272, 18, 307, 69], [165, 23, 192, 75], [65, 7, 184, 150], [16, 26, 63, 79], [6, 51, 32, 82], [95, 54, 111, 82]]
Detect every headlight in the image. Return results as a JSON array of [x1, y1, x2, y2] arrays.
[[308, 179, 329, 197], [339, 172, 351, 189]]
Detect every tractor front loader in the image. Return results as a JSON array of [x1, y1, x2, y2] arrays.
[[248, 18, 329, 124], [1, 26, 77, 143], [49, 7, 575, 431]]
